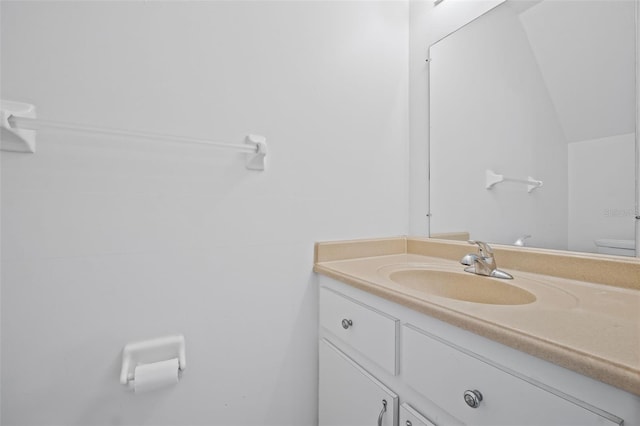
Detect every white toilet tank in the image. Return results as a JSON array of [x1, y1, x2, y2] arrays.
[[594, 238, 636, 256]]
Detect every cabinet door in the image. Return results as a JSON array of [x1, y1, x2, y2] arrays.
[[400, 403, 437, 426], [320, 339, 398, 426]]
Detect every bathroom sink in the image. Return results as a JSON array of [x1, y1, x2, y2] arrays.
[[388, 269, 536, 305]]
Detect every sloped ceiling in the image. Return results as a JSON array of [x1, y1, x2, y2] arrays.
[[518, 0, 635, 143]]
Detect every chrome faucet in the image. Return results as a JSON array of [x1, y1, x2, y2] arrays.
[[460, 240, 513, 279]]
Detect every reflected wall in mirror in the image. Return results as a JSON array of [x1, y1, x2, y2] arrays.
[[429, 0, 638, 257]]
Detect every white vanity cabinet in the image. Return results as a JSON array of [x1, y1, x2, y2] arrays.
[[318, 276, 640, 426], [319, 339, 398, 426], [319, 286, 454, 426]]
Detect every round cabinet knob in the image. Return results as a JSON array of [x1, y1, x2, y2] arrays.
[[464, 390, 483, 408], [341, 319, 353, 329]]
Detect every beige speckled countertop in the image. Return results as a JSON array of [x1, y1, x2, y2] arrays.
[[314, 237, 640, 396]]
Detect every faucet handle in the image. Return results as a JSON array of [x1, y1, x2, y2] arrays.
[[514, 234, 532, 247], [468, 240, 493, 256]]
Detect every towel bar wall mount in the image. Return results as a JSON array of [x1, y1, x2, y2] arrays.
[[0, 100, 267, 171], [485, 169, 543, 193]]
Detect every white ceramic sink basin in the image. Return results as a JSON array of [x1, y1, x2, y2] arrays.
[[388, 269, 536, 305]]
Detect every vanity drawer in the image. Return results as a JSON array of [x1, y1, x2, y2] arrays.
[[320, 287, 399, 375], [402, 324, 623, 426]]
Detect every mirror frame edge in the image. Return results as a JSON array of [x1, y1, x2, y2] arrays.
[[635, 0, 640, 257]]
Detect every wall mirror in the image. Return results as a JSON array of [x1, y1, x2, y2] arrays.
[[428, 0, 638, 257]]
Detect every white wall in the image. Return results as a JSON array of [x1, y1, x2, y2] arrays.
[[568, 133, 636, 253], [0, 2, 409, 425], [409, 0, 504, 235], [518, 0, 635, 144]]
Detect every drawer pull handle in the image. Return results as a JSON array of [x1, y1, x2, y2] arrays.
[[464, 389, 483, 408], [406, 421, 412, 426], [377, 399, 387, 426], [341, 319, 353, 329]]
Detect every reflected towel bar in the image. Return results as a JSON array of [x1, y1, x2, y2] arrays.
[[0, 100, 267, 171], [485, 169, 542, 193]]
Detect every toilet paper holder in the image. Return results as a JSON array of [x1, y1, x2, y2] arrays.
[[120, 335, 186, 386]]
